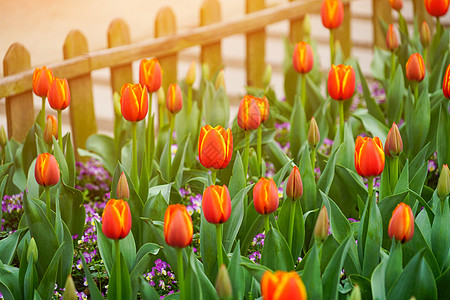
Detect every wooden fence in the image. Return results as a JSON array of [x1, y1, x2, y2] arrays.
[[0, 0, 432, 151]]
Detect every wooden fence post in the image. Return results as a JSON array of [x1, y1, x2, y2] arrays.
[[155, 7, 178, 94], [200, 0, 222, 77], [108, 18, 133, 95], [412, 0, 433, 30], [372, 0, 392, 49], [246, 0, 266, 88], [335, 0, 352, 59], [63, 30, 97, 153], [3, 43, 34, 141], [289, 0, 304, 43]]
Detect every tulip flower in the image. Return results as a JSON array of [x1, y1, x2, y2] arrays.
[[442, 64, 450, 99], [35, 152, 60, 219], [437, 164, 450, 200], [355, 136, 385, 179], [48, 77, 70, 149], [198, 125, 233, 170], [388, 202, 414, 243], [116, 172, 130, 200], [44, 115, 58, 144], [321, 0, 344, 29], [384, 123, 403, 158], [202, 185, 232, 224], [139, 58, 162, 93], [254, 177, 279, 234], [424, 0, 449, 18], [102, 199, 132, 240], [292, 42, 314, 74], [120, 83, 149, 123], [261, 270, 307, 300], [286, 165, 303, 249], [406, 53, 425, 83], [389, 0, 402, 11], [215, 69, 226, 91], [386, 24, 399, 51], [166, 84, 183, 114], [33, 66, 54, 128]]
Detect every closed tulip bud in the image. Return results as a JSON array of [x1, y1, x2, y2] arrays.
[[349, 285, 362, 300], [35, 153, 60, 187], [442, 64, 450, 99], [202, 185, 232, 224], [120, 83, 149, 122], [389, 0, 403, 11], [215, 69, 226, 91], [44, 115, 58, 144], [48, 78, 70, 111], [262, 64, 272, 88], [293, 41, 314, 74], [116, 172, 129, 200], [420, 21, 431, 47], [384, 122, 403, 157], [255, 96, 270, 123], [202, 63, 210, 80], [32, 66, 54, 98], [164, 204, 193, 248], [328, 64, 356, 101], [388, 202, 414, 243], [253, 177, 279, 215], [354, 136, 385, 178], [0, 126, 7, 147], [102, 199, 132, 240], [286, 166, 303, 200], [215, 264, 233, 300], [237, 95, 261, 131], [186, 61, 196, 87], [27, 237, 38, 263], [406, 53, 425, 82], [386, 24, 399, 51], [113, 92, 122, 117], [157, 86, 165, 105], [303, 14, 311, 37], [166, 84, 183, 114], [424, 0, 449, 17], [62, 275, 77, 300], [314, 205, 329, 242], [198, 125, 233, 169], [308, 117, 320, 148], [437, 164, 450, 200], [261, 270, 307, 300], [139, 58, 162, 93], [321, 0, 344, 29]]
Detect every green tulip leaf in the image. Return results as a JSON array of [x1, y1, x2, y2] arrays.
[[138, 277, 160, 300], [130, 243, 161, 299], [228, 242, 245, 300], [261, 227, 294, 271], [290, 94, 307, 163], [431, 198, 450, 270], [320, 191, 351, 244], [0, 228, 27, 265], [278, 198, 304, 261], [108, 252, 132, 300], [240, 257, 271, 282], [80, 254, 104, 300], [36, 242, 66, 300], [301, 243, 323, 300], [356, 61, 385, 123]]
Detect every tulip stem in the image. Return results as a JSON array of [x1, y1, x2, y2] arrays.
[[176, 248, 185, 300], [159, 104, 164, 132], [390, 51, 396, 82], [131, 122, 139, 189], [329, 29, 335, 65], [423, 47, 428, 71], [339, 101, 344, 144], [264, 214, 270, 235], [114, 239, 121, 298], [211, 169, 217, 185], [147, 93, 153, 172], [288, 200, 296, 250], [367, 177, 374, 201], [257, 126, 262, 177], [301, 74, 306, 109], [57, 110, 63, 151], [216, 224, 223, 271], [45, 187, 51, 222], [390, 156, 399, 191], [168, 115, 175, 180], [243, 131, 251, 180], [187, 86, 192, 114], [310, 147, 316, 175], [41, 97, 46, 129], [414, 83, 419, 104]]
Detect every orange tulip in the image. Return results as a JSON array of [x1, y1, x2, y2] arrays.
[[292, 42, 314, 74], [261, 270, 307, 300], [386, 24, 399, 51], [120, 83, 148, 122], [406, 53, 425, 82], [253, 178, 279, 215], [35, 153, 60, 187], [388, 202, 414, 243], [355, 136, 385, 178], [32, 66, 54, 98], [202, 185, 232, 224], [384, 122, 403, 157], [389, 0, 402, 11], [321, 0, 344, 29], [164, 204, 193, 248], [255, 96, 270, 123], [47, 78, 70, 111], [139, 58, 162, 93], [424, 0, 449, 17], [102, 199, 132, 240], [166, 84, 183, 114], [286, 166, 303, 200], [327, 64, 356, 101], [198, 125, 233, 169], [237, 95, 261, 131], [44, 115, 58, 143], [442, 64, 450, 99]]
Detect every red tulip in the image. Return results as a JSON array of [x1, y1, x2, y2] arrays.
[[44, 115, 58, 143], [424, 0, 449, 17], [286, 166, 303, 200], [384, 122, 403, 157], [102, 199, 132, 240], [388, 202, 414, 243], [253, 178, 279, 215], [389, 0, 403, 11], [164, 204, 193, 248], [202, 185, 232, 224], [32, 66, 54, 98], [237, 95, 261, 131], [327, 64, 356, 101], [442, 64, 450, 99], [261, 270, 307, 300], [406, 53, 425, 82], [198, 125, 233, 169], [386, 24, 399, 51], [139, 58, 162, 93], [48, 78, 70, 111], [292, 42, 314, 74], [255, 96, 270, 123], [166, 84, 183, 114], [120, 83, 149, 122], [35, 153, 60, 187], [321, 0, 344, 29], [354, 136, 385, 178]]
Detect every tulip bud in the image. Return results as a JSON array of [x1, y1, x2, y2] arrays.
[[48, 78, 71, 111], [406, 53, 425, 82], [286, 166, 303, 200], [386, 24, 399, 51], [215, 69, 226, 91], [303, 14, 311, 37], [237, 95, 261, 131], [120, 83, 149, 122], [389, 0, 403, 11], [355, 136, 385, 178], [157, 86, 165, 105], [139, 58, 162, 93], [116, 172, 130, 200], [102, 199, 132, 240], [262, 64, 272, 88], [388, 202, 414, 243], [35, 153, 60, 187], [424, 0, 449, 18], [253, 177, 279, 215], [321, 0, 344, 29], [202, 63, 210, 81], [308, 117, 320, 148], [261, 270, 307, 300], [384, 122, 403, 157], [62, 275, 78, 300], [437, 164, 450, 200], [328, 64, 356, 101], [32, 66, 54, 98], [186, 61, 196, 87], [166, 84, 183, 114], [420, 21, 431, 48], [215, 264, 233, 300], [349, 285, 362, 300], [27, 237, 38, 263], [198, 125, 233, 169], [44, 115, 58, 144], [0, 126, 7, 147], [164, 204, 193, 248], [293, 41, 314, 74], [314, 205, 329, 242], [255, 96, 270, 123]]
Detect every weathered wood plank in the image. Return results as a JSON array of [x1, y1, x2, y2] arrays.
[[201, 0, 222, 76], [289, 0, 305, 43], [372, 0, 392, 49], [412, 0, 433, 31], [246, 0, 266, 88], [335, 0, 352, 58]]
